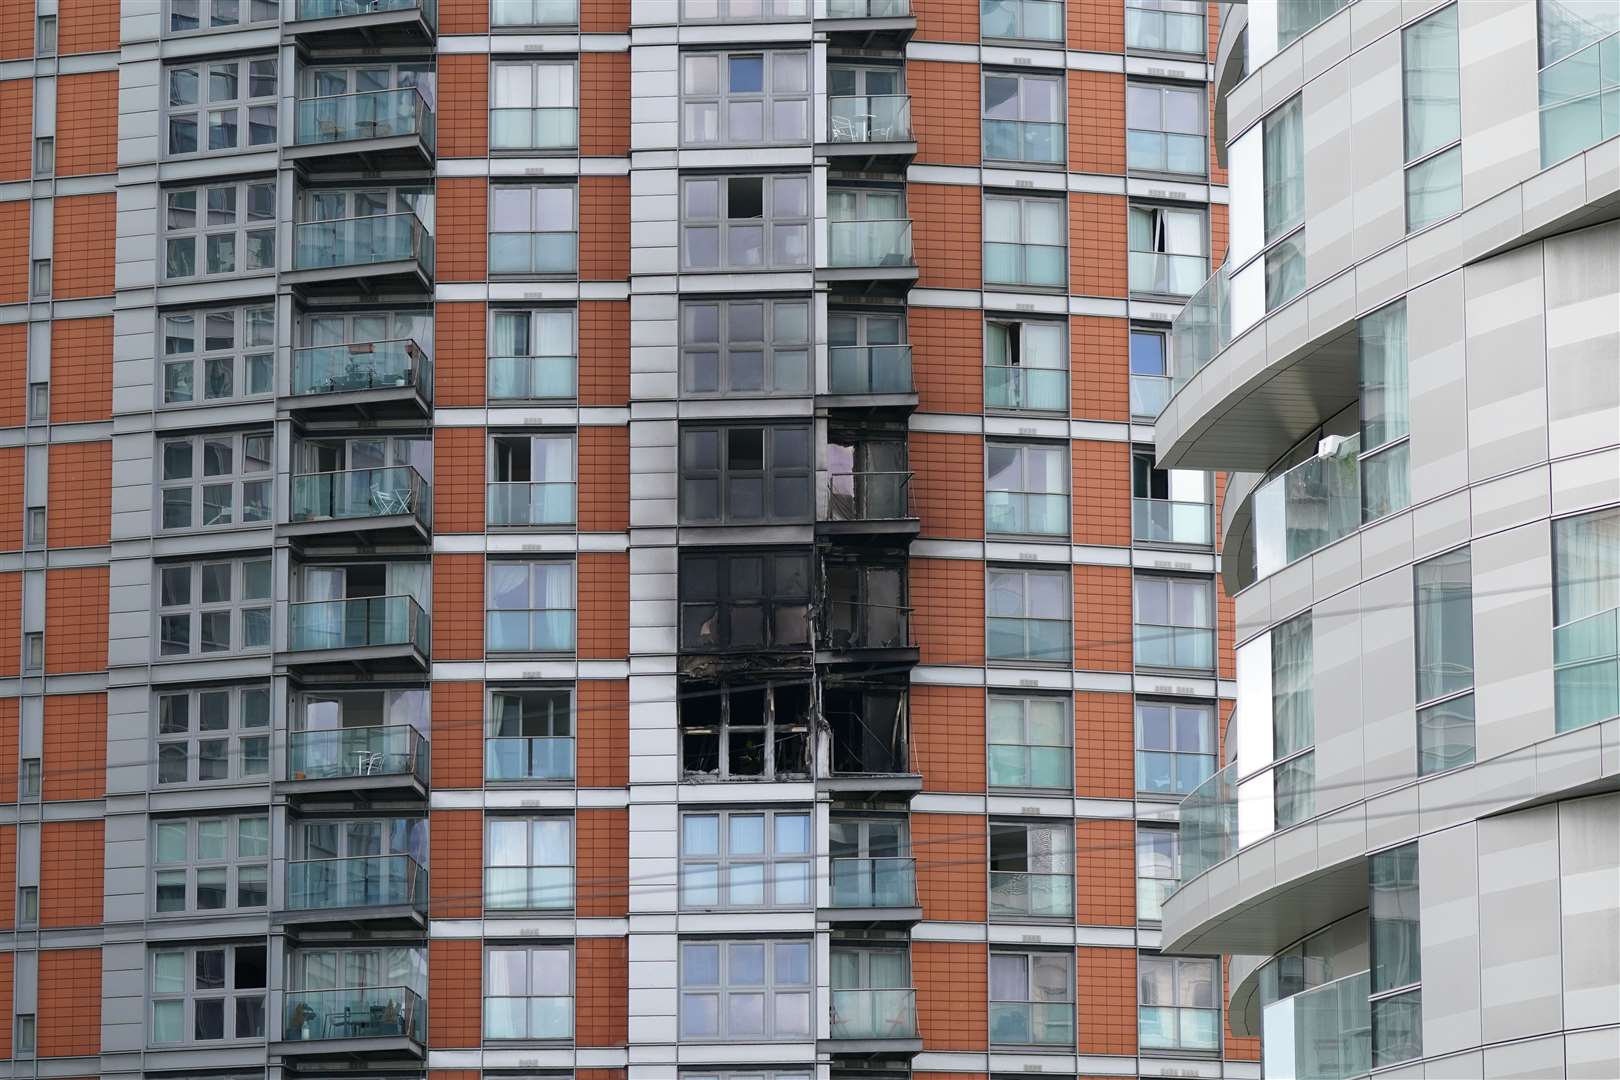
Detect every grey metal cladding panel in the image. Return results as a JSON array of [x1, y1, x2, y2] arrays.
[[1303, 59, 1354, 287], [1312, 585, 1364, 813], [1426, 1050, 1484, 1080], [1468, 463, 1550, 537], [1358, 566, 1416, 798], [1567, 1026, 1620, 1080], [1302, 6, 1353, 82], [1406, 269, 1469, 504], [1552, 446, 1620, 516], [1483, 1034, 1568, 1080], [1349, 33, 1407, 262], [102, 940, 147, 1054], [1544, 220, 1620, 459], [1351, 0, 1402, 51], [1418, 821, 1482, 1056], [1463, 242, 1549, 483], [1457, 0, 1542, 208], [1477, 803, 1565, 1042], [1470, 520, 1556, 759], [1558, 793, 1620, 1029]]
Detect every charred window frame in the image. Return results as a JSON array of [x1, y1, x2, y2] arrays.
[[680, 680, 813, 780], [821, 557, 909, 651], [822, 680, 908, 776], [679, 549, 813, 651]]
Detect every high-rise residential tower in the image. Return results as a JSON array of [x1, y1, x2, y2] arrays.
[[1155, 0, 1620, 1077], [0, 0, 1262, 1079]]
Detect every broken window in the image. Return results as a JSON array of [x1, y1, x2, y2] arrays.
[[680, 549, 812, 651], [680, 680, 812, 780], [822, 683, 907, 775], [822, 561, 909, 650], [826, 432, 910, 521]]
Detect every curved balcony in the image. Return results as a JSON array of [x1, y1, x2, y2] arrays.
[[288, 0, 436, 45], [278, 986, 424, 1058], [823, 856, 921, 923], [821, 471, 918, 539], [289, 88, 435, 170], [284, 595, 430, 672], [819, 219, 917, 291], [284, 724, 429, 798], [826, 988, 922, 1054], [818, 0, 915, 49], [821, 96, 916, 171], [286, 213, 434, 295], [280, 854, 427, 929], [286, 338, 432, 418], [286, 466, 432, 544]]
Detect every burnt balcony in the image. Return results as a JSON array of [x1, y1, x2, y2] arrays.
[[280, 853, 427, 930], [278, 985, 425, 1060], [820, 685, 918, 793], [287, 465, 432, 544], [283, 724, 429, 799], [285, 213, 434, 295], [288, 88, 435, 171], [820, 600, 914, 659], [821, 95, 916, 172], [288, 0, 436, 47], [284, 595, 430, 673], [822, 471, 918, 539], [819, 0, 915, 48]]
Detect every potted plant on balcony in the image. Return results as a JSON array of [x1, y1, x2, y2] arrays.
[[289, 999, 317, 1040]]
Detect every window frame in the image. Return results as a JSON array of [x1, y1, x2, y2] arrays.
[[681, 173, 811, 272], [1137, 953, 1220, 1052], [489, 307, 578, 401], [679, 0, 809, 21], [1413, 545, 1474, 776], [1368, 842, 1423, 1067], [979, 0, 1065, 43], [981, 69, 1066, 166], [1128, 202, 1208, 297], [1401, 3, 1463, 233], [678, 679, 814, 780], [985, 439, 1070, 538], [1134, 697, 1217, 796], [490, 60, 579, 152], [1124, 0, 1206, 54], [149, 942, 269, 1046], [483, 944, 575, 1040], [165, 0, 280, 35], [488, 431, 578, 529], [982, 193, 1068, 289], [1133, 572, 1216, 671], [1126, 80, 1206, 176], [678, 549, 813, 652], [151, 814, 270, 916], [984, 315, 1069, 414], [158, 430, 273, 532], [679, 423, 815, 525], [681, 49, 812, 147], [163, 179, 277, 282], [486, 684, 575, 782], [156, 556, 273, 659], [988, 947, 1076, 1047], [1135, 823, 1180, 922], [160, 305, 276, 408], [155, 684, 272, 787], [988, 818, 1075, 919], [489, 183, 579, 277], [486, 559, 577, 654], [986, 692, 1073, 792], [678, 937, 814, 1042], [986, 564, 1072, 665], [485, 815, 575, 911], [164, 56, 278, 159], [679, 807, 814, 911], [681, 297, 812, 398]]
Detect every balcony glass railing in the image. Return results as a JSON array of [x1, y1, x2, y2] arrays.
[[287, 725, 428, 783], [988, 743, 1070, 789], [285, 854, 426, 912], [1141, 1004, 1220, 1051], [490, 232, 578, 275], [1136, 748, 1216, 797], [983, 119, 1064, 164], [827, 219, 913, 268], [987, 617, 1070, 664], [289, 339, 431, 399], [1540, 31, 1620, 166], [1169, 261, 1230, 387], [825, 0, 910, 15], [1554, 605, 1620, 732], [294, 213, 434, 274], [829, 95, 912, 143], [823, 601, 912, 650], [295, 88, 434, 149], [488, 482, 576, 527], [985, 366, 1067, 412], [1251, 434, 1361, 582], [290, 466, 430, 526], [1134, 623, 1214, 669], [487, 609, 575, 653], [287, 595, 430, 654], [988, 1001, 1074, 1046], [828, 344, 913, 394], [282, 986, 424, 1043], [490, 107, 579, 151], [486, 736, 575, 781], [491, 0, 578, 24], [829, 988, 918, 1039], [484, 996, 571, 1040], [1127, 129, 1205, 175], [1178, 761, 1236, 882], [1131, 373, 1171, 418], [986, 491, 1069, 536], [829, 856, 916, 908], [485, 865, 573, 910], [488, 355, 576, 400], [295, 0, 435, 21], [984, 241, 1066, 288], [827, 471, 912, 522], [1133, 497, 1211, 545], [1129, 251, 1207, 296], [1262, 971, 1371, 1080], [989, 871, 1073, 917], [981, 0, 1062, 40]]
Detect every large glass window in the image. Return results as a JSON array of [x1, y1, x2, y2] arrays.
[[1358, 300, 1410, 523], [1138, 955, 1218, 1051], [1415, 546, 1474, 774], [1262, 95, 1304, 242], [1126, 0, 1204, 53], [491, 62, 577, 151], [680, 809, 812, 909], [989, 820, 1074, 918], [492, 0, 581, 26], [486, 817, 573, 910], [1134, 574, 1215, 670], [1279, 0, 1350, 47], [1136, 825, 1179, 921], [1127, 82, 1205, 174], [682, 174, 810, 270], [1130, 204, 1206, 296], [164, 181, 276, 280], [155, 685, 270, 786], [487, 686, 574, 781], [1272, 611, 1315, 829], [827, 309, 909, 396], [1369, 843, 1422, 1067], [1133, 451, 1211, 545], [160, 431, 272, 531], [987, 693, 1071, 790], [161, 305, 274, 407], [987, 566, 1071, 664], [1130, 326, 1171, 417], [490, 185, 577, 275], [983, 71, 1064, 165], [682, 51, 810, 146], [679, 939, 812, 1041], [679, 680, 812, 779], [986, 441, 1069, 537], [681, 0, 807, 19], [683, 298, 810, 397], [487, 560, 575, 653], [166, 57, 276, 157], [490, 308, 576, 401], [989, 949, 1074, 1046], [1537, 0, 1620, 165], [680, 424, 813, 524], [485, 946, 572, 1039], [985, 318, 1067, 413], [152, 815, 268, 915], [490, 434, 575, 527], [157, 557, 273, 657], [829, 815, 911, 908], [1552, 506, 1620, 731], [1402, 4, 1462, 231], [150, 944, 267, 1044], [167, 0, 278, 33], [1135, 699, 1216, 795], [983, 195, 1066, 288], [679, 550, 812, 651], [981, 0, 1063, 41]]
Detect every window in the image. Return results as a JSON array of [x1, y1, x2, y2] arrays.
[[983, 71, 1064, 164], [1135, 574, 1214, 669], [827, 186, 911, 268], [1136, 825, 1179, 921], [486, 817, 573, 910], [829, 815, 911, 907], [20, 758, 39, 797], [829, 945, 912, 1039], [1262, 95, 1305, 309], [35, 14, 55, 54], [683, 298, 810, 396], [24, 509, 43, 547], [983, 196, 1066, 288], [17, 886, 37, 929], [1130, 327, 1171, 417], [1126, 0, 1204, 53], [988, 694, 1071, 790], [487, 561, 575, 653], [822, 680, 908, 774], [1369, 844, 1422, 1067], [27, 384, 47, 422], [21, 636, 41, 674], [681, 809, 812, 909], [160, 431, 272, 530], [487, 686, 574, 781], [1135, 699, 1216, 795], [152, 945, 268, 1049], [1138, 955, 1218, 1050], [1414, 547, 1474, 774], [1238, 610, 1317, 833], [1552, 506, 1620, 731], [29, 259, 49, 299], [822, 560, 909, 650], [828, 64, 908, 145], [485, 946, 572, 1039], [987, 566, 1071, 664], [156, 685, 271, 786], [1133, 452, 1211, 545], [682, 174, 810, 271], [166, 58, 277, 157], [683, 51, 809, 146], [490, 185, 577, 275], [490, 434, 575, 527], [33, 137, 52, 176], [1127, 82, 1205, 174], [1538, 0, 1620, 165], [679, 550, 811, 651], [1358, 300, 1410, 522], [492, 0, 582, 26], [827, 309, 908, 396], [156, 556, 273, 657], [680, 939, 812, 1041], [1279, 0, 1349, 47], [989, 950, 1074, 1046], [981, 0, 1063, 41], [164, 181, 276, 280], [985, 318, 1067, 412], [681, 0, 808, 19], [161, 305, 275, 406], [490, 308, 576, 400], [14, 1014, 33, 1056], [989, 820, 1074, 918], [168, 0, 279, 32], [1403, 5, 1462, 231], [1129, 204, 1206, 296], [680, 680, 813, 779], [492, 62, 578, 151], [152, 815, 269, 914], [986, 442, 1068, 536], [680, 424, 812, 524]]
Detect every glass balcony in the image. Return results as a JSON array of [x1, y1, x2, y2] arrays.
[[1129, 251, 1207, 296], [822, 601, 912, 651], [488, 482, 576, 527], [294, 0, 435, 21], [1178, 761, 1236, 882], [485, 865, 573, 910], [987, 617, 1070, 664], [1554, 605, 1620, 732], [1136, 748, 1216, 797], [985, 366, 1067, 412], [488, 355, 576, 400], [981, 0, 1062, 40], [827, 220, 913, 268], [828, 96, 912, 142], [287, 596, 430, 654], [490, 232, 578, 275], [492, 0, 578, 24], [490, 108, 579, 151], [1262, 971, 1371, 1080], [989, 871, 1073, 917], [986, 491, 1069, 536], [828, 345, 913, 394], [1131, 373, 1171, 418], [487, 610, 575, 653], [293, 213, 434, 275], [287, 724, 428, 783], [829, 989, 918, 1039], [282, 986, 424, 1044], [983, 120, 1064, 164], [1134, 624, 1214, 669], [826, 471, 912, 522], [285, 854, 426, 912], [290, 466, 431, 527], [1133, 497, 1211, 545], [829, 856, 916, 908], [984, 241, 1066, 288], [1140, 1004, 1220, 1051], [1170, 261, 1230, 386], [289, 339, 431, 400], [1539, 31, 1620, 167], [825, 0, 910, 14], [486, 737, 575, 781], [988, 1001, 1074, 1046], [294, 88, 434, 149], [1126, 129, 1204, 175], [1251, 433, 1361, 582]]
